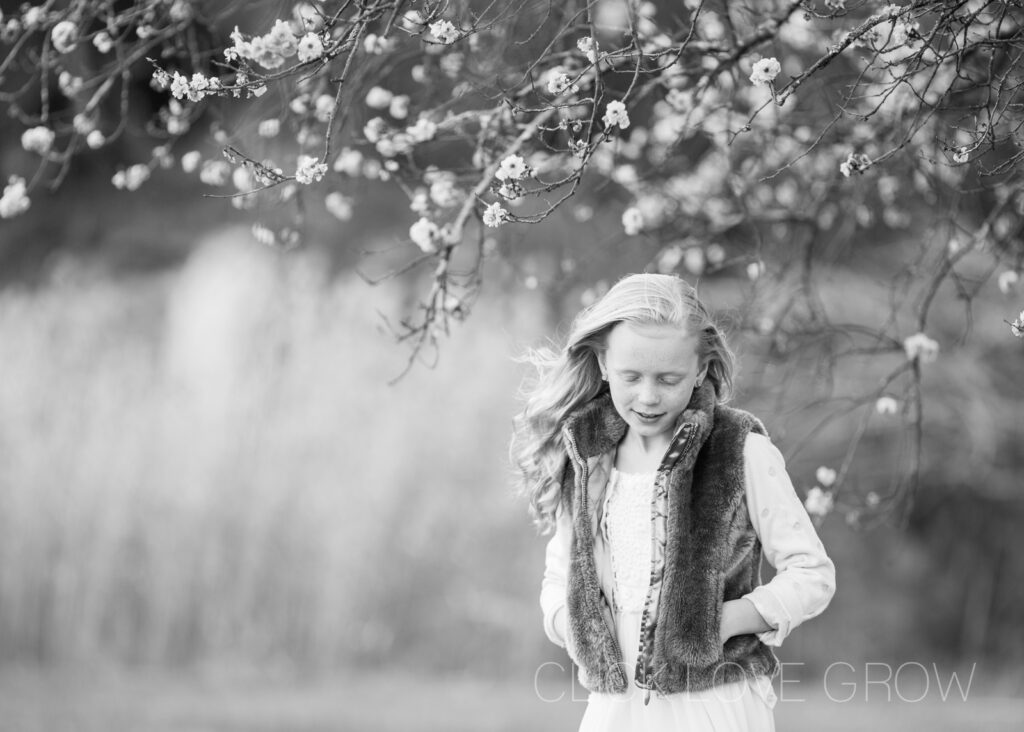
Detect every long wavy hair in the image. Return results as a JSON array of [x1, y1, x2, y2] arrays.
[[509, 273, 736, 535]]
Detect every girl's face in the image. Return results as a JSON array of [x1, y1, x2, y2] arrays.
[[598, 321, 708, 442]]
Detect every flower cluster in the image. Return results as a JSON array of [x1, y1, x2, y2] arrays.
[[577, 36, 598, 63], [804, 486, 835, 517], [0, 176, 30, 219], [165, 71, 223, 102], [409, 217, 441, 253], [111, 164, 151, 191], [805, 464, 838, 517], [545, 68, 578, 95], [1011, 310, 1024, 338], [295, 155, 327, 184], [21, 126, 55, 155], [839, 152, 872, 177], [903, 332, 939, 363], [429, 20, 460, 45], [225, 19, 325, 69]]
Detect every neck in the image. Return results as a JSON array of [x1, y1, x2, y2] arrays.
[[625, 428, 670, 457]]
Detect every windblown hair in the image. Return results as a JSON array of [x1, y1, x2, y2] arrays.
[[509, 273, 736, 535]]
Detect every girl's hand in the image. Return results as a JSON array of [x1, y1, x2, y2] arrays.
[[719, 600, 735, 644], [720, 598, 773, 643]]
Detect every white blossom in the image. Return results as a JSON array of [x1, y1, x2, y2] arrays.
[[399, 11, 425, 32], [297, 32, 324, 62], [333, 147, 363, 175], [293, 2, 323, 30], [409, 217, 441, 253], [683, 247, 705, 275], [875, 396, 899, 415], [902, 332, 939, 363], [365, 86, 393, 109], [952, 146, 969, 164], [621, 206, 643, 235], [389, 94, 410, 120], [295, 155, 327, 184], [840, 151, 872, 177], [72, 113, 93, 135], [266, 19, 298, 58], [407, 116, 437, 143], [0, 176, 30, 219], [409, 188, 430, 215], [181, 150, 202, 173], [85, 130, 104, 149], [363, 117, 388, 143], [364, 33, 396, 54], [749, 57, 782, 85], [170, 72, 189, 100], [429, 20, 460, 45], [706, 243, 726, 265], [199, 160, 231, 186], [429, 174, 462, 208], [93, 31, 113, 53], [325, 192, 354, 220], [232, 165, 256, 192], [22, 7, 44, 30], [577, 36, 598, 63], [50, 20, 78, 54], [495, 154, 528, 182], [314, 94, 335, 123], [747, 261, 765, 281], [58, 71, 82, 97], [258, 119, 281, 138], [1011, 310, 1024, 338], [21, 126, 55, 155], [815, 466, 837, 488], [602, 100, 630, 130], [252, 223, 276, 246], [169, 0, 192, 21], [804, 487, 834, 517], [546, 70, 578, 95], [111, 164, 151, 191], [440, 53, 463, 78], [482, 201, 509, 227], [997, 270, 1018, 295]]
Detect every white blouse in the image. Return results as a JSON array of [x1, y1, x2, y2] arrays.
[[540, 431, 836, 650]]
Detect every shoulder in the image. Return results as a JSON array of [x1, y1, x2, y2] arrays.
[[743, 431, 785, 467]]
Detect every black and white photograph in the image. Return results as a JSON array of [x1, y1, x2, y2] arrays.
[[1, 1, 1022, 730]]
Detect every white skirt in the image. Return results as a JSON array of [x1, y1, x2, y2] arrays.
[[578, 608, 777, 732]]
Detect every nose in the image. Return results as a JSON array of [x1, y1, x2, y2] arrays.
[[637, 381, 659, 406]]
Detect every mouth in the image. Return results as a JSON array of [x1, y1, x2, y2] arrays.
[[633, 410, 664, 422]]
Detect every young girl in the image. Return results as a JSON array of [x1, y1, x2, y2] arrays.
[[511, 273, 836, 731]]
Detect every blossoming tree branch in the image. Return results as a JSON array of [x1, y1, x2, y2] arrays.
[[2, 0, 1023, 523]]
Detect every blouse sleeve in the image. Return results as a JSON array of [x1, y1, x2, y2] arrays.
[[539, 499, 572, 648], [740, 432, 837, 647]]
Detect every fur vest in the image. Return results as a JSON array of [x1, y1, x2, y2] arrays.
[[558, 379, 780, 702]]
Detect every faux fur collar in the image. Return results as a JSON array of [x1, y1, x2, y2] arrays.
[[561, 379, 718, 469]]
